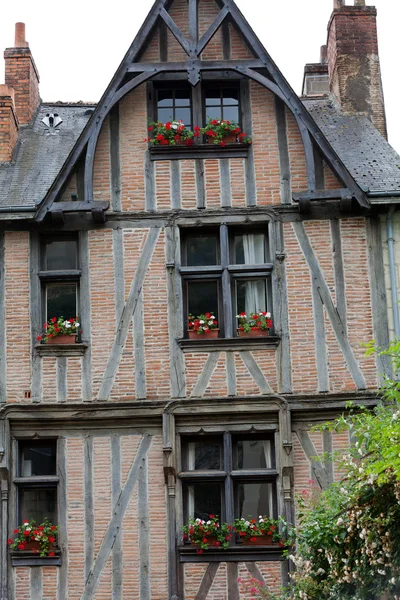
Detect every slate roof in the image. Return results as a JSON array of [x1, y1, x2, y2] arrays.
[[304, 96, 400, 196], [0, 103, 94, 209]]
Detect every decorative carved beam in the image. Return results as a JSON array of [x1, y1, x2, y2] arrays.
[[196, 7, 230, 56], [160, 8, 191, 56]]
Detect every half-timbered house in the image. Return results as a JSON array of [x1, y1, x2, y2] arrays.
[[0, 0, 399, 597]]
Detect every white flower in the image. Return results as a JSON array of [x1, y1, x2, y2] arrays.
[[244, 520, 250, 527], [266, 312, 271, 318], [199, 320, 204, 324], [206, 521, 211, 525], [171, 124, 178, 130], [63, 321, 71, 328], [208, 321, 214, 326], [337, 517, 344, 526], [210, 315, 215, 320], [75, 322, 80, 327]]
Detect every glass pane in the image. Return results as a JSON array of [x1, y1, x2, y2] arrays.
[[237, 279, 267, 315], [205, 106, 222, 121], [45, 240, 77, 270], [187, 483, 222, 521], [175, 89, 191, 106], [20, 442, 56, 476], [236, 482, 274, 520], [186, 234, 218, 266], [157, 108, 175, 124], [234, 233, 266, 265], [175, 107, 191, 128], [235, 440, 273, 470], [46, 283, 77, 320], [188, 281, 218, 321], [187, 441, 221, 470], [223, 88, 239, 105], [157, 90, 174, 107], [205, 88, 221, 102], [222, 105, 239, 123], [19, 488, 57, 524]]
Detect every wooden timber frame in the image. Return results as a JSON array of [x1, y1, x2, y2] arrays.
[[35, 0, 369, 222], [0, 391, 380, 600]]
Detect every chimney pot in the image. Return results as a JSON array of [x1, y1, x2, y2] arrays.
[[14, 23, 28, 48], [333, 0, 344, 8], [320, 45, 328, 64], [354, 0, 366, 5]]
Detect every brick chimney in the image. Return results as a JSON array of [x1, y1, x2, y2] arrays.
[[0, 85, 18, 162], [302, 45, 330, 97], [327, 1, 387, 138], [4, 23, 40, 126]]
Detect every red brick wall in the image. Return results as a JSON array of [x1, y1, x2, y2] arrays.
[[0, 86, 18, 162], [4, 48, 40, 125]]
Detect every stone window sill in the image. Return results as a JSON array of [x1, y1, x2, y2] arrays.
[[11, 550, 62, 567], [178, 336, 280, 353], [150, 143, 249, 161], [35, 343, 88, 357], [179, 544, 284, 563]]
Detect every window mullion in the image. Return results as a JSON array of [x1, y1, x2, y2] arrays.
[[192, 84, 202, 145], [220, 224, 233, 338], [223, 433, 234, 526]]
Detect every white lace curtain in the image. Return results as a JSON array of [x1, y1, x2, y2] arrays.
[[242, 233, 266, 314]]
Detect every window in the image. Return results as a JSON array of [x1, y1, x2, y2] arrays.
[[39, 236, 80, 325], [15, 441, 58, 524], [203, 85, 240, 125], [181, 225, 273, 338], [180, 434, 277, 529], [156, 84, 192, 129]]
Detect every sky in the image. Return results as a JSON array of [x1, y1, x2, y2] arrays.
[[1, 0, 399, 152]]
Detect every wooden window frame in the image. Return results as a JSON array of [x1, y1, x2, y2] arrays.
[[147, 80, 250, 160], [180, 223, 274, 340], [179, 432, 279, 547], [11, 439, 61, 566], [38, 235, 81, 339]]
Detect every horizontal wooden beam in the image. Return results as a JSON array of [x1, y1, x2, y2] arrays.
[[292, 189, 351, 202], [50, 201, 109, 212], [127, 59, 265, 73]]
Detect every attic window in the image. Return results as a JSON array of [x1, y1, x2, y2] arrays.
[[41, 113, 63, 135]]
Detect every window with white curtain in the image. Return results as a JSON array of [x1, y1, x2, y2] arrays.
[[180, 434, 278, 531], [180, 225, 273, 338]]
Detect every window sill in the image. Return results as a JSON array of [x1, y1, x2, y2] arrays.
[[179, 544, 284, 563], [150, 143, 250, 161], [35, 343, 88, 357], [11, 550, 62, 567], [178, 336, 280, 353]]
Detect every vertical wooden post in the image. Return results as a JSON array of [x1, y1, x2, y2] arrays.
[[0, 479, 8, 600], [188, 0, 198, 56], [0, 233, 5, 404], [29, 232, 42, 403], [220, 224, 233, 337]]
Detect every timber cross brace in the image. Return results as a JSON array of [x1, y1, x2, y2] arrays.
[[35, 0, 369, 222]]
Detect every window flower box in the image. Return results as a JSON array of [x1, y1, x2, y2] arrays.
[[188, 312, 219, 338], [234, 516, 284, 546], [237, 312, 273, 336], [182, 516, 232, 554], [8, 518, 58, 557], [37, 316, 80, 344], [202, 119, 252, 146]]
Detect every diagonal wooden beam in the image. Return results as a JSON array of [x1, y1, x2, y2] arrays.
[[240, 351, 273, 394], [196, 7, 229, 56], [97, 228, 160, 401], [245, 562, 266, 584], [292, 222, 367, 390], [191, 353, 221, 397], [81, 435, 152, 599], [294, 428, 329, 490], [160, 8, 191, 56], [195, 563, 219, 600]]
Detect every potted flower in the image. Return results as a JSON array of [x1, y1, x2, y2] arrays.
[[37, 316, 80, 344], [201, 118, 252, 146], [146, 120, 195, 146], [237, 311, 272, 337], [8, 518, 58, 557], [182, 515, 232, 554], [188, 312, 219, 338], [234, 516, 283, 546]]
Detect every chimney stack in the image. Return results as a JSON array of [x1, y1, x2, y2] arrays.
[[4, 23, 40, 126], [0, 84, 18, 162], [327, 1, 387, 138]]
